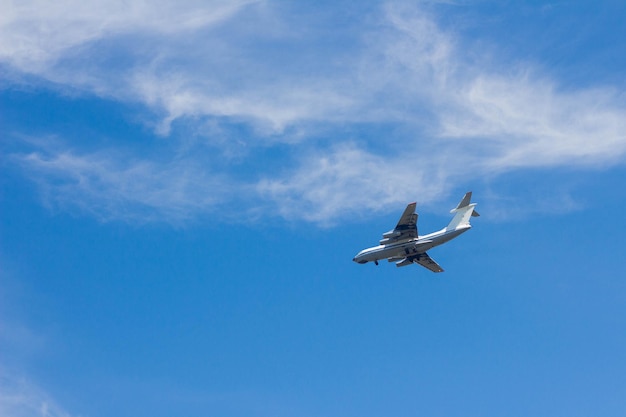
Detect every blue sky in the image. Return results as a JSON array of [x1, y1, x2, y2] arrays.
[[1, 1, 626, 416]]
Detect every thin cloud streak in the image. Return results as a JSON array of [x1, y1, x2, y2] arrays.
[[130, 70, 357, 136], [2, 1, 626, 223], [0, 372, 74, 417], [257, 144, 450, 224], [12, 141, 236, 224], [0, 0, 258, 72], [377, 3, 626, 169], [443, 76, 626, 169]]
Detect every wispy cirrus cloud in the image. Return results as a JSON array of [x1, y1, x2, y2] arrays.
[[11, 139, 236, 224], [0, 371, 75, 417], [257, 143, 450, 223], [255, 3, 626, 220], [3, 1, 626, 223], [0, 0, 258, 72], [370, 3, 626, 169], [441, 76, 626, 169]]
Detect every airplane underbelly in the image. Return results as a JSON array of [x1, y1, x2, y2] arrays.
[[357, 239, 434, 263], [385, 242, 425, 258], [364, 246, 405, 261]]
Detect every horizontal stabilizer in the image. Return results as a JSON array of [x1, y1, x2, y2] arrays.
[[447, 191, 479, 230]]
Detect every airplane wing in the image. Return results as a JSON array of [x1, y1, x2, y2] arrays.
[[379, 202, 418, 244], [396, 252, 444, 273]]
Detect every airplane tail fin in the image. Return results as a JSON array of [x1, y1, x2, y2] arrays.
[[446, 191, 479, 231]]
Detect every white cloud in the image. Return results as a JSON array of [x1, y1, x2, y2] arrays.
[[257, 143, 450, 224], [373, 3, 626, 169], [129, 70, 357, 136], [443, 75, 626, 169], [0, 0, 257, 72], [1, 0, 361, 135], [12, 140, 237, 224], [0, 372, 75, 417], [255, 3, 626, 220], [3, 1, 626, 223]]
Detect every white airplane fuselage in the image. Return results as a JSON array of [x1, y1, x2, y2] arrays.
[[353, 225, 470, 264]]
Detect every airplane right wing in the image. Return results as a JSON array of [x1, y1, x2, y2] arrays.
[[396, 252, 444, 273], [379, 202, 418, 245]]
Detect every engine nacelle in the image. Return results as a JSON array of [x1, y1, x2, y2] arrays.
[[382, 230, 401, 238]]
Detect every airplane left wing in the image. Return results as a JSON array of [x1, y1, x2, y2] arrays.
[[379, 202, 418, 245], [396, 252, 444, 273]]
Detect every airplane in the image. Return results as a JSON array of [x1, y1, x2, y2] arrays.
[[352, 192, 479, 272]]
